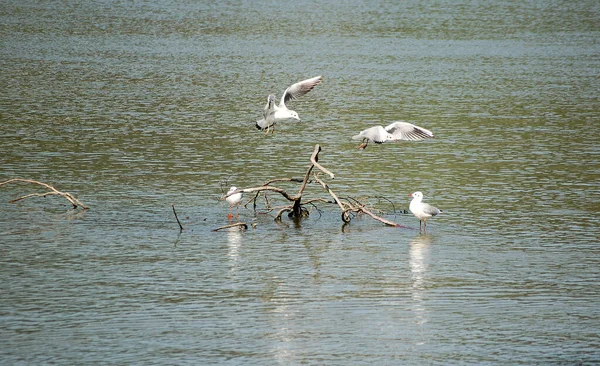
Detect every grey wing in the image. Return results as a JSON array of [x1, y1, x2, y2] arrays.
[[257, 95, 276, 130], [281, 75, 323, 106], [384, 121, 434, 141], [422, 203, 442, 217], [263, 94, 276, 119]]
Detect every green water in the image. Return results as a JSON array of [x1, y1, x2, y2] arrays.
[[1, 0, 599, 364]]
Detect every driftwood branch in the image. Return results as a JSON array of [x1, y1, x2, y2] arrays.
[[262, 177, 305, 185], [312, 173, 347, 211], [212, 222, 248, 232], [220, 144, 407, 228], [310, 145, 335, 179], [312, 173, 403, 227], [0, 178, 89, 210], [224, 145, 326, 220]]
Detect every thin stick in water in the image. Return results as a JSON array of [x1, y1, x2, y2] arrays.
[[171, 204, 184, 231]]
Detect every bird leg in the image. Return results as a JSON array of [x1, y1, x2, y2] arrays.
[[265, 123, 275, 135], [357, 138, 369, 150], [228, 206, 234, 220]]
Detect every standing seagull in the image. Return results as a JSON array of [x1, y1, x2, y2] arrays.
[[256, 75, 323, 134], [226, 186, 243, 220], [409, 191, 442, 233], [352, 121, 434, 149]]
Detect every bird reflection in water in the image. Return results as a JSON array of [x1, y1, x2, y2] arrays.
[[410, 234, 432, 330], [226, 229, 242, 272]]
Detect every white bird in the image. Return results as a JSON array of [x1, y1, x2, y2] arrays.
[[256, 75, 323, 134], [226, 186, 243, 219], [409, 191, 442, 232], [352, 121, 434, 149]]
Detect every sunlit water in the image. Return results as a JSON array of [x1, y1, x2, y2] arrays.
[[1, 0, 599, 364]]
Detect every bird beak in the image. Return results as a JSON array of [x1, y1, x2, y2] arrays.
[[408, 193, 413, 196]]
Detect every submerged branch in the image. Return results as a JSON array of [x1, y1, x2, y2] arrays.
[[0, 178, 88, 209], [212, 222, 248, 232], [218, 144, 406, 228], [356, 207, 406, 228]]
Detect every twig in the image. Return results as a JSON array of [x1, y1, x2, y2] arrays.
[[357, 207, 407, 228], [275, 207, 291, 221], [310, 144, 335, 179], [220, 145, 406, 228], [0, 178, 88, 209], [373, 195, 396, 214], [212, 222, 248, 232], [312, 173, 406, 227], [226, 186, 296, 201], [171, 204, 184, 231], [262, 177, 305, 185], [313, 173, 348, 213]]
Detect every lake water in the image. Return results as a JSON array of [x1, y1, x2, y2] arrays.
[[1, 0, 599, 364]]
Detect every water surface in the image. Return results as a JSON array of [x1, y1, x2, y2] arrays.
[[1, 0, 599, 364]]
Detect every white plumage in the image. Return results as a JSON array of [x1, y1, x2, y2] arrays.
[[409, 191, 442, 232], [256, 76, 323, 134], [352, 121, 434, 149], [226, 186, 243, 219]]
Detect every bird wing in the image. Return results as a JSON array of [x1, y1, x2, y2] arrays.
[[281, 76, 323, 106], [351, 126, 389, 143], [384, 121, 434, 141], [421, 203, 441, 216], [263, 94, 276, 119], [256, 95, 276, 130]]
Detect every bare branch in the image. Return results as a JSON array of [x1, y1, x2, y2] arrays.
[[212, 222, 248, 232], [0, 178, 88, 209], [313, 173, 348, 213], [226, 186, 296, 201], [356, 207, 407, 228], [217, 144, 407, 228], [310, 144, 335, 179], [275, 207, 292, 221], [262, 177, 305, 186]]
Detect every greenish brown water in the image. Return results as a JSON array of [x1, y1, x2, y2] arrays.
[[1, 0, 599, 364]]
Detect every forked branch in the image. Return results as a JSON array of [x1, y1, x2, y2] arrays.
[[221, 144, 406, 228], [0, 178, 89, 210]]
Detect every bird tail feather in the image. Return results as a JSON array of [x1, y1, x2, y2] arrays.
[[256, 118, 269, 130]]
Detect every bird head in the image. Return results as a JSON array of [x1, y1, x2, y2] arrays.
[[288, 110, 300, 120], [409, 191, 423, 200]]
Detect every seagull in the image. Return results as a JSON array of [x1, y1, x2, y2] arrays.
[[226, 186, 243, 219], [256, 75, 323, 134], [352, 121, 434, 149], [409, 191, 442, 233]]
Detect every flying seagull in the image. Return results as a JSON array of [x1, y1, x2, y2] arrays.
[[352, 121, 434, 149], [409, 191, 442, 233], [256, 75, 323, 134]]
